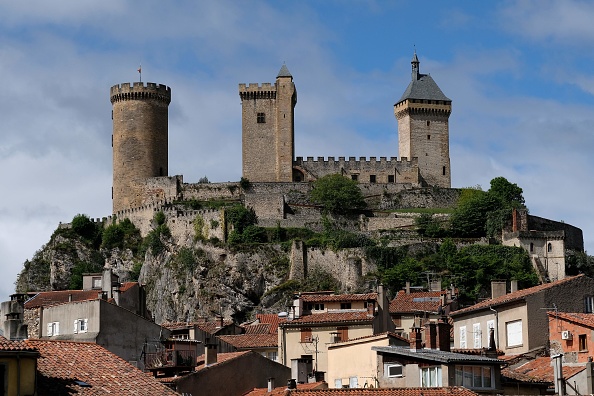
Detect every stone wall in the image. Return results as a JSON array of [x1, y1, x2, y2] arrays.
[[182, 182, 241, 201]]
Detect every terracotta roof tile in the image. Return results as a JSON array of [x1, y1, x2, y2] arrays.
[[280, 311, 374, 326], [245, 323, 272, 334], [256, 313, 286, 333], [24, 290, 100, 309], [299, 293, 378, 303], [329, 332, 408, 346], [501, 356, 585, 384], [549, 311, 594, 328], [218, 334, 278, 349], [390, 290, 444, 314], [286, 386, 479, 396], [451, 275, 584, 316], [26, 339, 179, 395], [0, 338, 37, 352], [244, 381, 327, 395]]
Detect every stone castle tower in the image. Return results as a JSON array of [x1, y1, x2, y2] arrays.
[[395, 52, 451, 188], [110, 82, 171, 213], [239, 64, 297, 182]]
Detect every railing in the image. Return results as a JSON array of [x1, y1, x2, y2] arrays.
[[145, 349, 196, 369]]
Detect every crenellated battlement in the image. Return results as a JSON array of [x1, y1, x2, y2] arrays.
[[295, 156, 417, 165], [238, 82, 277, 100], [110, 82, 171, 104]]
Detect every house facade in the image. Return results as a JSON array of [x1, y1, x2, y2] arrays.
[[450, 275, 594, 355]]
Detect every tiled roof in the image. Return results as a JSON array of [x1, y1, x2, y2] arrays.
[[195, 351, 250, 371], [256, 313, 286, 333], [245, 323, 272, 334], [218, 334, 278, 349], [390, 290, 444, 314], [299, 293, 377, 303], [26, 339, 179, 395], [285, 387, 479, 396], [501, 356, 585, 384], [329, 332, 408, 347], [0, 337, 37, 352], [371, 346, 503, 364], [244, 381, 327, 395], [280, 311, 374, 326], [161, 319, 235, 334], [549, 311, 594, 328], [451, 275, 584, 316], [24, 290, 100, 309], [119, 282, 137, 292]]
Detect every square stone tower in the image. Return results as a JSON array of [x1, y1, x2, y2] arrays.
[[395, 52, 451, 188], [239, 65, 297, 182]]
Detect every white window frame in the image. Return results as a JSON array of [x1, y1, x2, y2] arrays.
[[349, 376, 358, 388], [385, 363, 403, 378], [473, 323, 482, 348], [47, 321, 59, 336], [506, 320, 523, 348], [455, 365, 494, 389], [73, 318, 88, 334], [334, 379, 342, 389], [459, 326, 467, 348], [585, 296, 594, 313], [420, 366, 442, 387]]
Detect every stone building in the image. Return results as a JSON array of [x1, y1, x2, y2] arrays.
[[239, 52, 451, 187]]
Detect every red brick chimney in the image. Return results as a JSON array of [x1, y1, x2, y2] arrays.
[[409, 327, 423, 351], [436, 318, 451, 352], [424, 322, 437, 349]]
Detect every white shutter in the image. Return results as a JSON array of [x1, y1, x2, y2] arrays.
[[506, 320, 522, 347], [55, 322, 59, 336], [473, 323, 481, 348], [83, 319, 88, 332], [47, 323, 53, 337], [73, 320, 78, 334], [459, 326, 467, 348]]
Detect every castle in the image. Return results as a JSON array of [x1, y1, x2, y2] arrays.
[[109, 52, 451, 214]]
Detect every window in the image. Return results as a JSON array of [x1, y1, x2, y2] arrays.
[[370, 175, 376, 183], [473, 323, 481, 348], [266, 351, 278, 361], [427, 121, 431, 127], [385, 363, 403, 378], [420, 366, 442, 387], [334, 379, 342, 389], [388, 175, 395, 183], [459, 326, 467, 348], [337, 327, 349, 342], [340, 303, 351, 310], [301, 328, 313, 343], [547, 243, 552, 252], [427, 134, 431, 140], [47, 322, 60, 336], [455, 366, 493, 389], [506, 320, 523, 347], [530, 242, 534, 252], [92, 277, 102, 289], [257, 112, 266, 123], [442, 166, 446, 176], [393, 315, 402, 328], [351, 174, 358, 181], [305, 303, 325, 311], [585, 296, 594, 313], [73, 318, 88, 334], [349, 377, 358, 388], [579, 334, 588, 351]]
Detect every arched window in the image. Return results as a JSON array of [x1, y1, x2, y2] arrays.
[[547, 243, 552, 253]]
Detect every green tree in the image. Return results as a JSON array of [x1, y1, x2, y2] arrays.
[[310, 174, 366, 215], [488, 176, 525, 207]]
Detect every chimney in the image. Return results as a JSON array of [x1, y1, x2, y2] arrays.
[[268, 377, 275, 392], [287, 379, 297, 389], [491, 281, 507, 299], [205, 339, 217, 366], [405, 282, 411, 295], [68, 294, 73, 302], [216, 314, 224, 329], [425, 322, 437, 349], [409, 327, 423, 351], [510, 280, 518, 293], [436, 317, 451, 352], [512, 208, 518, 232]]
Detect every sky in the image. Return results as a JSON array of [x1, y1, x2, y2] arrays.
[[2, 0, 594, 301]]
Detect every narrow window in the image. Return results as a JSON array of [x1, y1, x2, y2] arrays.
[[442, 166, 446, 176], [351, 174, 358, 181], [427, 134, 431, 140], [337, 327, 349, 342], [370, 175, 376, 183], [301, 328, 312, 343], [579, 334, 588, 351], [427, 121, 430, 127], [585, 296, 594, 313], [530, 243, 534, 252], [257, 112, 266, 123], [547, 243, 552, 253], [388, 175, 395, 183]]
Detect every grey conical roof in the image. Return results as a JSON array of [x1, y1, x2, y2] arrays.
[[397, 73, 451, 104], [277, 64, 292, 78]]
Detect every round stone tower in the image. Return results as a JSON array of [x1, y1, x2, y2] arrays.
[[110, 82, 171, 213]]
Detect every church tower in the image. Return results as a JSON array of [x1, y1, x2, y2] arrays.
[[110, 82, 171, 213], [395, 52, 451, 188], [239, 65, 297, 182]]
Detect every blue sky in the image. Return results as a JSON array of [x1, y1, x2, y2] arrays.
[[2, 0, 594, 301]]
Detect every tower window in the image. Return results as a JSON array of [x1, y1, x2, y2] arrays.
[[427, 134, 431, 140], [257, 113, 266, 123], [388, 175, 395, 183], [351, 174, 358, 181], [370, 175, 376, 183], [427, 121, 430, 127], [443, 166, 446, 175], [547, 243, 552, 253]]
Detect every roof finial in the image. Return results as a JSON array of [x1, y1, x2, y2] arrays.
[[411, 48, 420, 81]]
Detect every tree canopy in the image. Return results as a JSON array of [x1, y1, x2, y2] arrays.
[[310, 174, 366, 215]]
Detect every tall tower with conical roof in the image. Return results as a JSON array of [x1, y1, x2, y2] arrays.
[[239, 65, 297, 182], [110, 82, 171, 213], [395, 53, 451, 188]]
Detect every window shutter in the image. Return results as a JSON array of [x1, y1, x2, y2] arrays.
[[459, 326, 467, 348], [73, 320, 78, 334], [55, 322, 60, 336], [83, 319, 88, 332], [47, 323, 53, 337]]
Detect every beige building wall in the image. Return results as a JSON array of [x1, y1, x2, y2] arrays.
[[503, 235, 566, 281], [280, 323, 374, 375], [453, 303, 529, 354], [0, 355, 37, 396]]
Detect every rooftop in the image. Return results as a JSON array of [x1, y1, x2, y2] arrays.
[[218, 333, 278, 349], [451, 275, 584, 316], [280, 387, 479, 396], [371, 346, 503, 365], [24, 289, 101, 309], [244, 381, 326, 395], [390, 290, 444, 314], [549, 311, 594, 328], [299, 292, 377, 303], [280, 311, 374, 326], [501, 356, 585, 384]]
